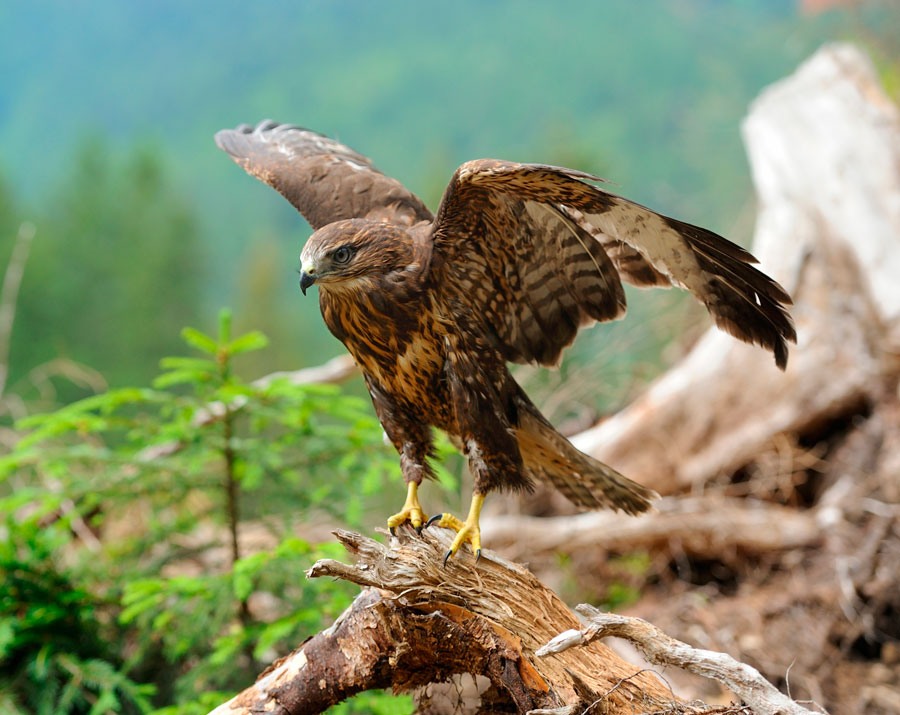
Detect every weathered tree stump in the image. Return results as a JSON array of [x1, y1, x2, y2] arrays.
[[209, 527, 817, 714], [572, 42, 900, 495]]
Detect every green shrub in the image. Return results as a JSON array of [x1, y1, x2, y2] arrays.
[[0, 310, 421, 713]]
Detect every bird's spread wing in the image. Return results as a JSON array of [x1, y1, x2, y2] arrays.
[[431, 159, 796, 368], [215, 120, 433, 229]]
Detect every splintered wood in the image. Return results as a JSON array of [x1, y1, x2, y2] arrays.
[[209, 527, 772, 714]]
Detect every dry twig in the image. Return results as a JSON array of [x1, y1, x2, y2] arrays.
[[0, 221, 36, 400], [538, 606, 823, 715]]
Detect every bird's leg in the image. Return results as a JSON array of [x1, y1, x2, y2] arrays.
[[426, 492, 485, 564], [382, 431, 433, 534], [425, 349, 520, 563], [387, 480, 428, 534]]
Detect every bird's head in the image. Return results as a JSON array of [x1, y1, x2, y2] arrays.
[[299, 218, 417, 295]]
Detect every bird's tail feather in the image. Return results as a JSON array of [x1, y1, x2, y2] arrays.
[[514, 401, 656, 515]]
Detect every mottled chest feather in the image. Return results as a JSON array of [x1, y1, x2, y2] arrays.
[[319, 279, 446, 406]]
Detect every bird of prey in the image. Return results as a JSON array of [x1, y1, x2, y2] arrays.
[[215, 120, 796, 562]]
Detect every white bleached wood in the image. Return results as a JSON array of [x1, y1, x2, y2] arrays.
[[573, 44, 898, 494]]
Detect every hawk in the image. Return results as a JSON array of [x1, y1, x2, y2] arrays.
[[216, 120, 796, 561]]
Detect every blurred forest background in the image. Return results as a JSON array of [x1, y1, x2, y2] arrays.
[[2, 1, 899, 714], [2, 0, 896, 399]]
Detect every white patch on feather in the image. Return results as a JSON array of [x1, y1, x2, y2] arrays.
[[332, 155, 369, 172], [584, 202, 706, 294], [466, 439, 488, 475]]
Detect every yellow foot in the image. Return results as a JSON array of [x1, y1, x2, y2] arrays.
[[425, 493, 485, 565], [387, 482, 428, 534]]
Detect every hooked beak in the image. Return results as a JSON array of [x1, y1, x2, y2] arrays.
[[299, 270, 316, 295]]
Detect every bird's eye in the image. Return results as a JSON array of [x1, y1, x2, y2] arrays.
[[332, 246, 354, 265]]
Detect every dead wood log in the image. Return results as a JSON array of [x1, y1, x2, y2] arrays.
[[250, 353, 357, 390], [572, 43, 900, 495], [538, 606, 821, 715], [482, 496, 822, 561], [210, 527, 793, 715]]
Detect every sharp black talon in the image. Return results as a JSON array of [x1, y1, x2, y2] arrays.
[[389, 526, 396, 537], [415, 524, 423, 535], [425, 514, 443, 529], [443, 550, 453, 567], [475, 549, 482, 563]]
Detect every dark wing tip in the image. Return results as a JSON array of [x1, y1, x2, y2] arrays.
[[663, 216, 798, 370], [708, 284, 797, 370], [774, 314, 797, 370], [775, 338, 790, 370]]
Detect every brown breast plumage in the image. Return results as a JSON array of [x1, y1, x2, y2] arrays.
[[320, 278, 451, 426]]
